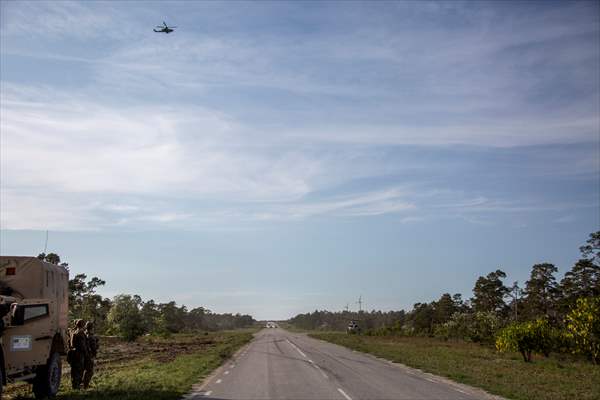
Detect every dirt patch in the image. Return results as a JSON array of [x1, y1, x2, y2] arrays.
[[95, 336, 217, 367]]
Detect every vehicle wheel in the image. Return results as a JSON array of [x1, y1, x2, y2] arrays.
[[32, 352, 61, 399]]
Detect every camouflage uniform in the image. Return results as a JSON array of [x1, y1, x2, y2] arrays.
[[68, 319, 89, 390], [82, 321, 99, 389]]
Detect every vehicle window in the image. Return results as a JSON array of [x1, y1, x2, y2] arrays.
[[23, 304, 49, 321]]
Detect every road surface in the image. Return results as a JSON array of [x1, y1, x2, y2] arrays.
[[188, 328, 502, 400]]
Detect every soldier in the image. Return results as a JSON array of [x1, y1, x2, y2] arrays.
[[82, 321, 99, 389], [67, 319, 89, 390]]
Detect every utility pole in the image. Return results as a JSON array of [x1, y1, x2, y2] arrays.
[[357, 296, 363, 313], [345, 303, 349, 313]]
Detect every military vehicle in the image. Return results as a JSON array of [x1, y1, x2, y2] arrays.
[[0, 256, 69, 398], [347, 320, 360, 334]]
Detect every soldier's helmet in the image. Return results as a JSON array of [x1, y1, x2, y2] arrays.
[[85, 321, 94, 330], [75, 319, 85, 329]]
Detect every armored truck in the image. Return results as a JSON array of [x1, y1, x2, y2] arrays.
[[347, 320, 361, 334], [0, 256, 69, 398]]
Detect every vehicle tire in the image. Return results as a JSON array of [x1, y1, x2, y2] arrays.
[[32, 352, 61, 399]]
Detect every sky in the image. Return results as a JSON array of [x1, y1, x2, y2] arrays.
[[1, 1, 599, 320]]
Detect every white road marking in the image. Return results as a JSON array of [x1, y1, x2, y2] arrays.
[[454, 388, 469, 395], [286, 339, 307, 358], [204, 391, 212, 397], [337, 387, 353, 400], [314, 364, 328, 379], [224, 370, 230, 375], [216, 379, 222, 384]]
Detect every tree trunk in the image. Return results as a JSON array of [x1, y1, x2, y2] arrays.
[[520, 350, 528, 362]]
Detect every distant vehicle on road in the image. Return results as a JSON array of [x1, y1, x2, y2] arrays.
[[265, 322, 278, 328], [347, 320, 360, 334], [1, 256, 69, 398]]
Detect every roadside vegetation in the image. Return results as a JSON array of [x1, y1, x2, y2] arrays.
[[290, 231, 600, 400], [310, 332, 600, 400], [4, 330, 255, 400], [35, 253, 256, 341], [3, 253, 258, 398]]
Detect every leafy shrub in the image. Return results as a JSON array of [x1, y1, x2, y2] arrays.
[[440, 312, 503, 343], [433, 323, 450, 340], [564, 297, 600, 364], [496, 319, 556, 362], [107, 295, 145, 341], [471, 311, 503, 344]]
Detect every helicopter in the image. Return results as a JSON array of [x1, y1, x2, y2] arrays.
[[154, 21, 176, 34]]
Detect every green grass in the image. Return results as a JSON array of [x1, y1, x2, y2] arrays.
[[7, 330, 255, 400], [310, 332, 600, 400]]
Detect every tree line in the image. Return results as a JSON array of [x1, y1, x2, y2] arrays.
[[288, 231, 600, 364], [36, 253, 256, 341]]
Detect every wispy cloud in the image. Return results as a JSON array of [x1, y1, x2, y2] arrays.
[[1, 2, 598, 231]]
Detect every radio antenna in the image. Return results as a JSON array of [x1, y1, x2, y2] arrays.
[[43, 230, 49, 253]]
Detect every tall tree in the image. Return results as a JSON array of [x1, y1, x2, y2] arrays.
[[140, 299, 161, 333], [579, 231, 600, 266], [560, 259, 600, 308], [472, 269, 509, 314], [506, 281, 523, 321], [434, 293, 456, 324], [522, 263, 559, 319], [452, 293, 469, 313], [410, 302, 435, 334]]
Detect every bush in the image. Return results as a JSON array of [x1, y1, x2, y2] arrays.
[[441, 312, 503, 343], [107, 294, 145, 341], [471, 311, 503, 344], [433, 323, 450, 340], [496, 319, 556, 362], [565, 297, 600, 364]]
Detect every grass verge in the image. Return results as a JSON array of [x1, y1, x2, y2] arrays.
[[310, 332, 600, 400], [6, 330, 255, 400]]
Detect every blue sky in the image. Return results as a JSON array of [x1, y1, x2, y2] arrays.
[[1, 1, 598, 320]]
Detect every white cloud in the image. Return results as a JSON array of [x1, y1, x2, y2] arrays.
[[0, 85, 317, 200], [1, 2, 598, 231]]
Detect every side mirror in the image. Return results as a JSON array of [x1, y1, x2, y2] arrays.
[[11, 304, 25, 326]]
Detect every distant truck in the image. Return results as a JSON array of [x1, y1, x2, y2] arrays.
[[0, 256, 69, 398], [347, 320, 360, 334]]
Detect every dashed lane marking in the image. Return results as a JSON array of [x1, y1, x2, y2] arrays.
[[224, 371, 230, 375], [314, 364, 328, 379], [204, 391, 212, 397], [286, 339, 307, 358], [216, 379, 222, 384], [337, 388, 353, 400]]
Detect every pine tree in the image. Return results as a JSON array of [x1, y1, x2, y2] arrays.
[[522, 263, 559, 319], [560, 259, 600, 309], [472, 269, 509, 314]]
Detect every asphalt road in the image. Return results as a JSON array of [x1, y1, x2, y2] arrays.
[[188, 328, 501, 400]]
